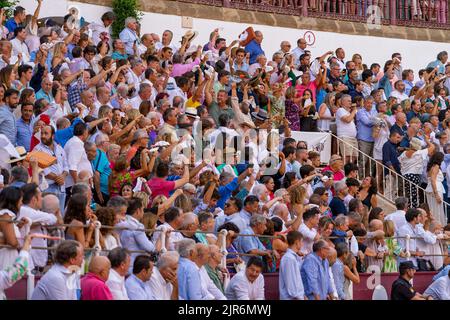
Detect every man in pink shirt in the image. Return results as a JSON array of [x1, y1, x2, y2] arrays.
[[171, 46, 202, 78], [147, 161, 190, 197], [80, 256, 113, 300]]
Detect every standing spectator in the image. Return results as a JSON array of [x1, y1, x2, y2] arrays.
[[106, 247, 130, 300], [125, 255, 156, 300], [245, 31, 265, 65], [391, 261, 429, 300], [5, 6, 26, 34], [176, 238, 205, 300], [80, 256, 113, 300], [425, 152, 446, 226], [34, 125, 69, 212], [397, 208, 425, 267], [31, 240, 84, 300], [291, 38, 307, 67], [225, 257, 265, 300], [301, 239, 334, 300], [92, 133, 111, 205], [64, 122, 92, 197], [279, 230, 305, 300], [0, 89, 19, 145], [329, 181, 349, 217], [119, 17, 140, 56], [332, 242, 359, 300], [11, 27, 30, 64], [382, 131, 402, 199], [15, 103, 33, 152], [0, 186, 22, 269], [385, 197, 409, 233], [297, 207, 320, 255], [356, 96, 377, 175], [335, 94, 358, 164]]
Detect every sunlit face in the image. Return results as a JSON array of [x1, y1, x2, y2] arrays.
[[245, 264, 262, 283], [265, 178, 275, 191], [322, 223, 334, 237], [121, 185, 133, 199]]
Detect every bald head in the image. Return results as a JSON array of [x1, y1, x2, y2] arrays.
[[42, 194, 60, 214], [88, 256, 111, 281], [327, 247, 337, 266], [369, 219, 383, 232], [194, 243, 210, 267]]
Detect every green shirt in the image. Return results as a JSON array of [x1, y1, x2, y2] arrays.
[[204, 264, 225, 293], [208, 102, 235, 126]]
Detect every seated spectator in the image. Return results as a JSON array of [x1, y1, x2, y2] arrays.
[[106, 247, 131, 300], [225, 257, 265, 300], [125, 254, 155, 300], [80, 256, 113, 300], [279, 230, 305, 300]]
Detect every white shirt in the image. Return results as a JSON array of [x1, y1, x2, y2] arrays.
[[298, 223, 317, 255], [89, 22, 111, 46], [148, 267, 173, 300], [64, 136, 93, 188], [423, 275, 450, 300], [199, 266, 227, 300], [225, 270, 264, 300], [399, 149, 428, 175], [130, 95, 144, 110], [385, 210, 406, 233], [291, 47, 306, 67], [336, 108, 357, 138], [126, 71, 143, 97], [390, 90, 409, 102], [152, 222, 184, 251], [155, 42, 179, 54], [11, 38, 30, 64], [106, 268, 129, 300], [19, 205, 57, 267]]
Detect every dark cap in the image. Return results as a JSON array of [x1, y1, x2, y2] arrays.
[[399, 261, 418, 271]]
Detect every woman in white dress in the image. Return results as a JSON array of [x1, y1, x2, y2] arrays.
[[0, 187, 23, 270], [425, 152, 446, 226]]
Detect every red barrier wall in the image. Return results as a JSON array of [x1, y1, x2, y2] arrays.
[[5, 272, 436, 300]]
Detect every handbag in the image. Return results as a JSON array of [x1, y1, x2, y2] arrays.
[[416, 258, 435, 271]]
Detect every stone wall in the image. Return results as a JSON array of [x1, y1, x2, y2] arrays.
[[76, 0, 450, 43]]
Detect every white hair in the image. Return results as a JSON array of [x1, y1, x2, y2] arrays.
[[125, 17, 137, 26], [156, 251, 179, 269], [180, 213, 197, 229], [95, 133, 108, 146], [252, 184, 267, 199], [42, 194, 59, 214], [176, 239, 196, 258], [147, 111, 159, 120]]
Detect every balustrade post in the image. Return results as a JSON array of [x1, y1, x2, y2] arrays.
[[160, 226, 168, 253], [219, 229, 228, 269], [223, 0, 230, 8], [301, 0, 309, 16], [389, 0, 397, 24], [93, 221, 102, 256]]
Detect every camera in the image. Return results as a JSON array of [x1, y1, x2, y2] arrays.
[[374, 117, 386, 128]]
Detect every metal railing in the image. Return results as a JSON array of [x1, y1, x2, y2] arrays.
[[175, 0, 450, 29], [327, 129, 450, 224]]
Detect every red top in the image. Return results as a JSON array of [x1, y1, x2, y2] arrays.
[[80, 272, 113, 300], [321, 165, 344, 181], [147, 177, 175, 198]]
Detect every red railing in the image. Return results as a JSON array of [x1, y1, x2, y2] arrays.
[[176, 0, 450, 29]]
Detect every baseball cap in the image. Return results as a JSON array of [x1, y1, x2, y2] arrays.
[[399, 261, 418, 272]]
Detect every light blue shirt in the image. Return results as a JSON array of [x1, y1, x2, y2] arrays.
[[279, 249, 305, 300], [117, 215, 156, 274], [31, 264, 79, 300], [35, 89, 55, 103], [356, 107, 377, 142], [423, 275, 450, 300], [433, 264, 450, 282], [125, 274, 156, 300], [119, 27, 139, 55], [300, 252, 333, 300], [235, 227, 266, 264], [0, 105, 17, 145], [331, 259, 345, 300], [229, 209, 252, 235], [15, 117, 33, 151], [178, 257, 203, 300], [91, 149, 111, 195]]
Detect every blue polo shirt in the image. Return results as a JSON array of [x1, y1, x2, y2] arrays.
[[5, 18, 20, 33], [91, 149, 111, 195]]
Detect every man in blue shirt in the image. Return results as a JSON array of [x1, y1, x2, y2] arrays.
[[382, 131, 402, 175], [245, 31, 265, 65], [177, 238, 205, 300], [92, 133, 112, 205], [125, 255, 156, 300], [301, 239, 334, 300], [356, 96, 377, 175], [119, 17, 140, 56], [329, 181, 349, 217], [35, 77, 55, 103], [279, 231, 305, 300], [217, 168, 252, 209], [0, 89, 20, 145], [15, 103, 34, 151], [5, 6, 26, 34], [235, 215, 271, 264]]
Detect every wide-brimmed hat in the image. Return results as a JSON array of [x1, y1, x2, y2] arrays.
[[8, 146, 28, 164], [251, 109, 269, 122], [240, 120, 256, 129], [185, 108, 198, 118], [181, 30, 199, 43]]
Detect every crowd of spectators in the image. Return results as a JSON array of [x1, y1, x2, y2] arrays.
[[0, 1, 449, 300]]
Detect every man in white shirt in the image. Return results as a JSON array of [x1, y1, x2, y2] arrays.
[[126, 58, 145, 97], [89, 11, 115, 46], [64, 122, 92, 195], [390, 80, 409, 102], [11, 26, 30, 64], [225, 257, 265, 300], [106, 247, 130, 300], [152, 206, 184, 251], [19, 183, 61, 269], [397, 208, 426, 267], [94, 86, 113, 112], [298, 208, 320, 255], [291, 38, 307, 68], [148, 251, 179, 300], [155, 29, 179, 53], [385, 197, 408, 233], [130, 83, 152, 110], [195, 243, 227, 300], [335, 94, 358, 164]]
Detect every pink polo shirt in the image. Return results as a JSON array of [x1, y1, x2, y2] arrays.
[[171, 58, 200, 78], [147, 177, 176, 198], [80, 273, 113, 300]]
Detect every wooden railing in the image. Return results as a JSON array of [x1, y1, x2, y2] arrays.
[[175, 0, 450, 29]]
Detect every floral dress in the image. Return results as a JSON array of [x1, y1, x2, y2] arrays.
[[269, 94, 285, 127], [382, 238, 402, 272], [285, 99, 302, 131], [0, 251, 29, 300], [109, 170, 137, 198]]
